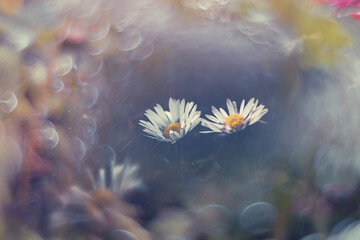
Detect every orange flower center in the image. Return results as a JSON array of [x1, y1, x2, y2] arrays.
[[163, 122, 181, 139], [223, 114, 245, 130]]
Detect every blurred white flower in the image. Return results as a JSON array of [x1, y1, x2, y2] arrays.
[[201, 98, 268, 134], [98, 162, 143, 197], [139, 98, 201, 144]]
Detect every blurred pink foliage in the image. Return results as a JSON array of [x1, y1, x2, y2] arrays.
[[315, 0, 360, 19]]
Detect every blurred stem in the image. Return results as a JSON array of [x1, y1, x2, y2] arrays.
[[179, 142, 185, 165], [175, 143, 180, 164], [273, 203, 291, 239]]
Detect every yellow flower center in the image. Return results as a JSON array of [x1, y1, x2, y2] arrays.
[[86, 189, 118, 220], [223, 114, 245, 130], [87, 189, 116, 213], [163, 122, 181, 139]]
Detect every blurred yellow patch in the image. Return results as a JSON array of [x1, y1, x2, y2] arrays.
[[268, 0, 351, 67], [296, 16, 350, 66], [231, 0, 262, 18], [36, 30, 58, 43]]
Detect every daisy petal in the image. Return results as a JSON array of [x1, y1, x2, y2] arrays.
[[226, 98, 235, 115], [165, 111, 174, 122], [239, 99, 245, 115], [170, 130, 181, 141], [140, 120, 163, 136], [211, 106, 226, 121], [180, 127, 185, 137], [143, 128, 162, 138], [168, 98, 177, 121], [154, 104, 170, 124], [179, 99, 185, 123], [200, 130, 217, 133], [175, 99, 181, 121], [184, 101, 194, 118], [242, 98, 255, 118], [205, 114, 222, 123], [188, 104, 198, 121], [201, 120, 223, 132], [144, 134, 162, 140], [190, 111, 201, 122], [145, 109, 166, 128], [253, 99, 259, 109], [232, 101, 238, 113], [189, 116, 201, 132], [139, 120, 154, 129], [140, 123, 159, 135], [219, 108, 229, 118], [249, 109, 268, 125]]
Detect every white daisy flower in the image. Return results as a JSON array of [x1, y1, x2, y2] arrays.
[[201, 98, 268, 134], [139, 98, 202, 143]]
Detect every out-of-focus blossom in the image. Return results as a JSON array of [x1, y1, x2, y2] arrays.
[[98, 162, 143, 197], [314, 0, 360, 20], [50, 164, 150, 240], [201, 98, 267, 134], [139, 98, 201, 144], [314, 0, 360, 9], [329, 0, 360, 9], [51, 185, 152, 240]]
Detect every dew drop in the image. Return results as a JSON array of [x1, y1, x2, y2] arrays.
[[75, 55, 103, 78], [39, 121, 59, 149], [88, 20, 110, 42], [78, 82, 99, 109], [300, 233, 326, 240], [54, 54, 73, 77], [116, 29, 142, 51], [129, 42, 154, 61], [70, 137, 86, 161], [108, 230, 139, 240], [238, 202, 278, 234], [88, 36, 109, 55]]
